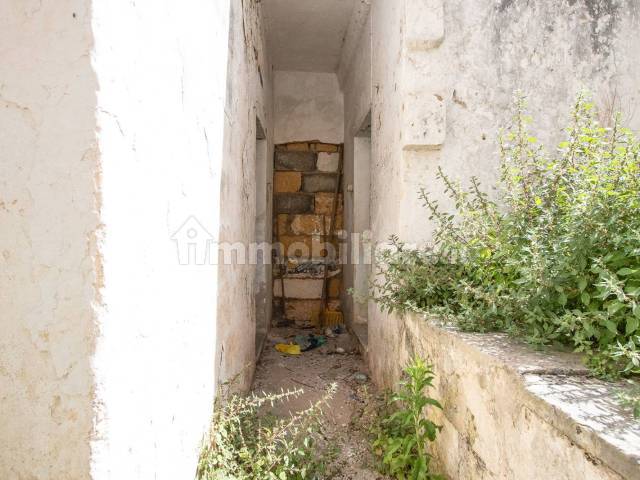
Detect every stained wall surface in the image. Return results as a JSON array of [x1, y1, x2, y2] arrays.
[[396, 0, 640, 245], [340, 3, 372, 330], [390, 313, 640, 479], [0, 2, 99, 478]]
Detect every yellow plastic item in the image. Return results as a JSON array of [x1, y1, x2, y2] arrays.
[[275, 343, 301, 355], [311, 310, 344, 327]]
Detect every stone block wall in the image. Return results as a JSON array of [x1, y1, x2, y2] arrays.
[[273, 142, 343, 324]]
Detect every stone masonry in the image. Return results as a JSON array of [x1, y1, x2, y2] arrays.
[[273, 142, 343, 323]]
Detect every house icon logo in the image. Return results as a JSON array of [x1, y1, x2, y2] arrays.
[[171, 216, 215, 265]]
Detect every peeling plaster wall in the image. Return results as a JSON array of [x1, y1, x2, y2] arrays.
[[216, 0, 274, 390], [274, 70, 344, 144], [0, 2, 99, 478], [90, 1, 233, 478]]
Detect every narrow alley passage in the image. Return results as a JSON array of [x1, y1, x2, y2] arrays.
[[252, 327, 387, 479], [4, 1, 640, 478]]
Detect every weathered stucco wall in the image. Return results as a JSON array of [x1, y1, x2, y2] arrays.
[[398, 0, 640, 244], [388, 313, 640, 479], [274, 70, 344, 144], [355, 0, 640, 379], [90, 0, 235, 478], [339, 0, 640, 478], [0, 2, 99, 478], [216, 0, 274, 390], [362, 0, 640, 359]]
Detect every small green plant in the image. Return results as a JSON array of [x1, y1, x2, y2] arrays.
[[373, 91, 640, 380], [197, 377, 336, 480], [372, 357, 443, 480]]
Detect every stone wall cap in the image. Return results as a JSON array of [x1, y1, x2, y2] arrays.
[[407, 312, 640, 479]]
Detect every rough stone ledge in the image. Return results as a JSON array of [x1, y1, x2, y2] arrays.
[[408, 313, 640, 480]]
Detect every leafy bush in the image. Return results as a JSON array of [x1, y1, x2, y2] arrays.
[[372, 357, 443, 480], [374, 93, 640, 378], [197, 379, 336, 480]]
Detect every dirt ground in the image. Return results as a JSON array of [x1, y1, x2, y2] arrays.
[[252, 326, 388, 479]]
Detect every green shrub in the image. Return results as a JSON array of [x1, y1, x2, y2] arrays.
[[197, 379, 336, 480], [374, 92, 640, 378], [372, 357, 443, 480]]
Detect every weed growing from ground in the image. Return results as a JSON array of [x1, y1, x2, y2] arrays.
[[197, 377, 337, 480], [372, 357, 443, 480]]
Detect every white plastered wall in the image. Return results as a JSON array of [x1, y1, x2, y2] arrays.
[[397, 0, 640, 245], [215, 0, 274, 391], [89, 0, 236, 478]]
